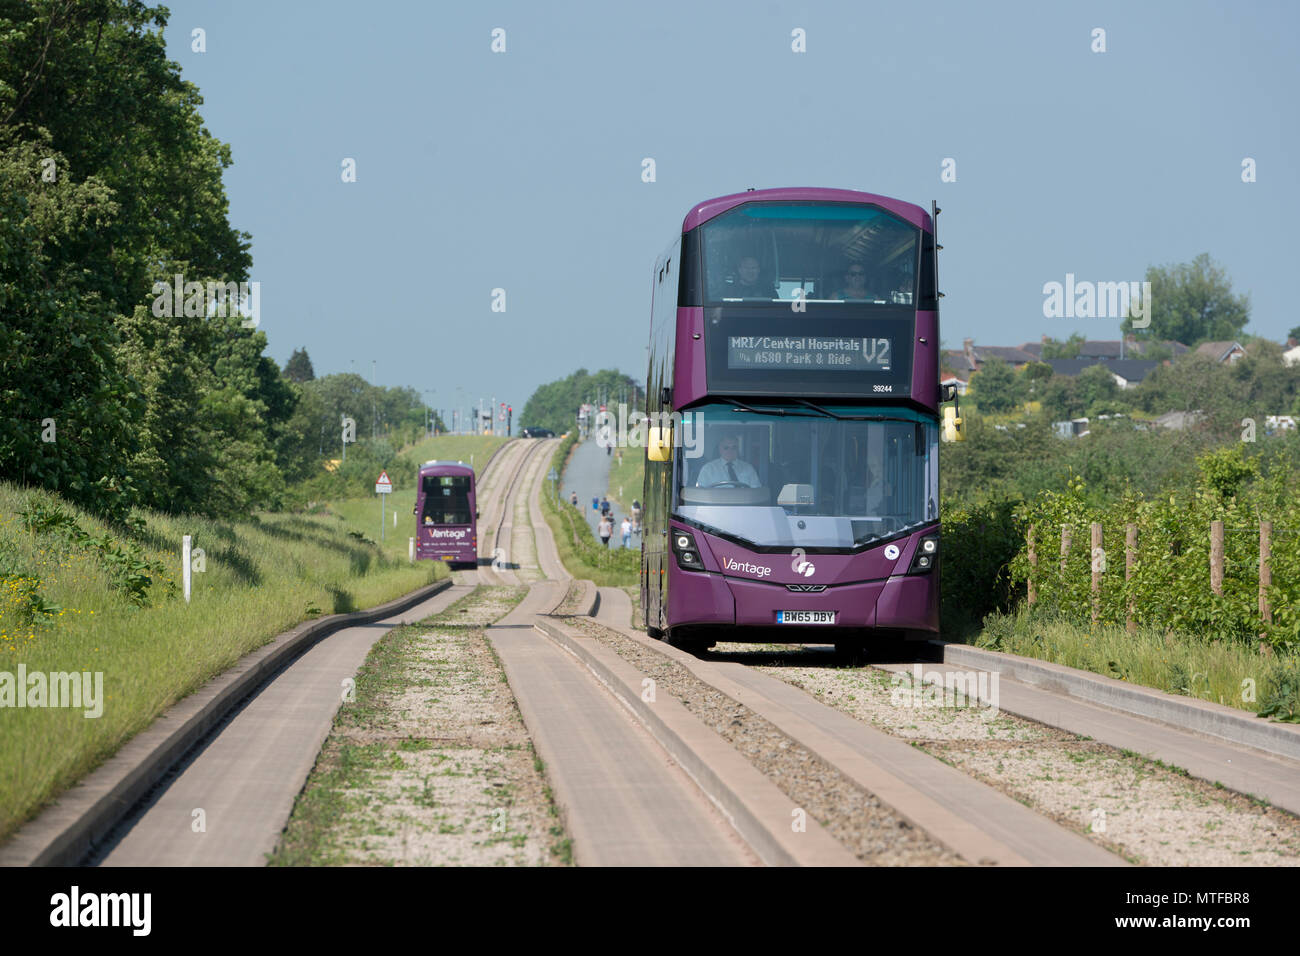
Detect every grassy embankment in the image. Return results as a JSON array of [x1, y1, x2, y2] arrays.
[[404, 434, 508, 476], [0, 436, 504, 842], [971, 608, 1298, 718]]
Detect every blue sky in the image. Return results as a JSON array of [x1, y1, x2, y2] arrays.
[[162, 0, 1298, 423]]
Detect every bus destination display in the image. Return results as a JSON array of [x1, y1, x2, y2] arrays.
[[727, 335, 892, 371]]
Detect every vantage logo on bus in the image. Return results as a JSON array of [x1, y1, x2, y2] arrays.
[[427, 528, 469, 539], [728, 335, 891, 371]]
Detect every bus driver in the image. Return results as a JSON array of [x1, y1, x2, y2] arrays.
[[696, 434, 760, 487]]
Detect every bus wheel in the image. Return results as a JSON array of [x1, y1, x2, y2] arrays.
[[647, 624, 665, 640]]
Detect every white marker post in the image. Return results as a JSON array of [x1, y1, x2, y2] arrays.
[[183, 534, 192, 603], [375, 470, 393, 542], [409, 537, 415, 563]]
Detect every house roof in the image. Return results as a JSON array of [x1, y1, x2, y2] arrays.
[[942, 351, 976, 374], [1046, 358, 1160, 383], [974, 345, 1037, 365], [1077, 340, 1124, 358], [1079, 340, 1190, 358], [1194, 341, 1245, 362], [1023, 338, 1189, 359]]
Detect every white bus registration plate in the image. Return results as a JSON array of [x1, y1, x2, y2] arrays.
[[776, 610, 836, 624]]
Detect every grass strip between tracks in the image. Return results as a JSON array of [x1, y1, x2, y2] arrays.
[[271, 585, 571, 866]]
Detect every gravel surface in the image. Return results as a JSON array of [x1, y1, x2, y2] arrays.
[[571, 619, 961, 865], [274, 586, 569, 866], [741, 647, 1300, 867]]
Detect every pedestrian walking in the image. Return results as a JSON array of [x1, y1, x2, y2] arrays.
[[570, 491, 578, 507], [600, 496, 611, 517], [620, 516, 631, 549], [598, 515, 613, 547]]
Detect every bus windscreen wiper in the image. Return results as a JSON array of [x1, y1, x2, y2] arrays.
[[721, 398, 816, 418], [793, 399, 918, 424], [856, 518, 932, 546]]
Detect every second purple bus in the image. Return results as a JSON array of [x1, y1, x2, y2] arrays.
[[640, 187, 963, 656], [415, 460, 478, 567]]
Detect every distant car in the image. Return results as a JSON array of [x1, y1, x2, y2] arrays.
[[521, 427, 555, 438]]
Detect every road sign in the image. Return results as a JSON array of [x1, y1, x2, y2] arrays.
[[375, 470, 392, 542]]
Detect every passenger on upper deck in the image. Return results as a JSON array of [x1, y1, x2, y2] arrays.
[[727, 255, 777, 299], [832, 264, 883, 301], [696, 434, 761, 488]]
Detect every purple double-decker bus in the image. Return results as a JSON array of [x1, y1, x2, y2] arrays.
[[640, 187, 954, 656], [415, 460, 478, 567]]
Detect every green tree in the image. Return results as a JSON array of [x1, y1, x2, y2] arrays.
[[1132, 351, 1299, 438], [283, 348, 315, 383], [0, 146, 138, 521], [1075, 364, 1122, 415], [0, 1, 252, 316], [1038, 375, 1080, 422], [1022, 361, 1054, 383], [522, 368, 640, 434], [1040, 333, 1085, 360], [970, 357, 1021, 414], [1123, 253, 1249, 346], [1, 1, 262, 519], [275, 383, 328, 483]]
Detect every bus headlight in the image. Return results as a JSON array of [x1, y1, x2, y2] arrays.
[[671, 530, 705, 571], [909, 535, 939, 574]]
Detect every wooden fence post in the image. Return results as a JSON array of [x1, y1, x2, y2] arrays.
[[1125, 523, 1137, 634], [1260, 520, 1273, 631], [1060, 525, 1072, 573], [1210, 520, 1224, 597], [1090, 522, 1102, 626], [1027, 524, 1037, 606]]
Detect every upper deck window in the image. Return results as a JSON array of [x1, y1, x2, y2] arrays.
[[701, 203, 919, 306], [421, 474, 472, 526]]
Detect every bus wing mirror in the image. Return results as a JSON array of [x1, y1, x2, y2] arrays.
[[646, 425, 673, 462], [942, 405, 966, 443]]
